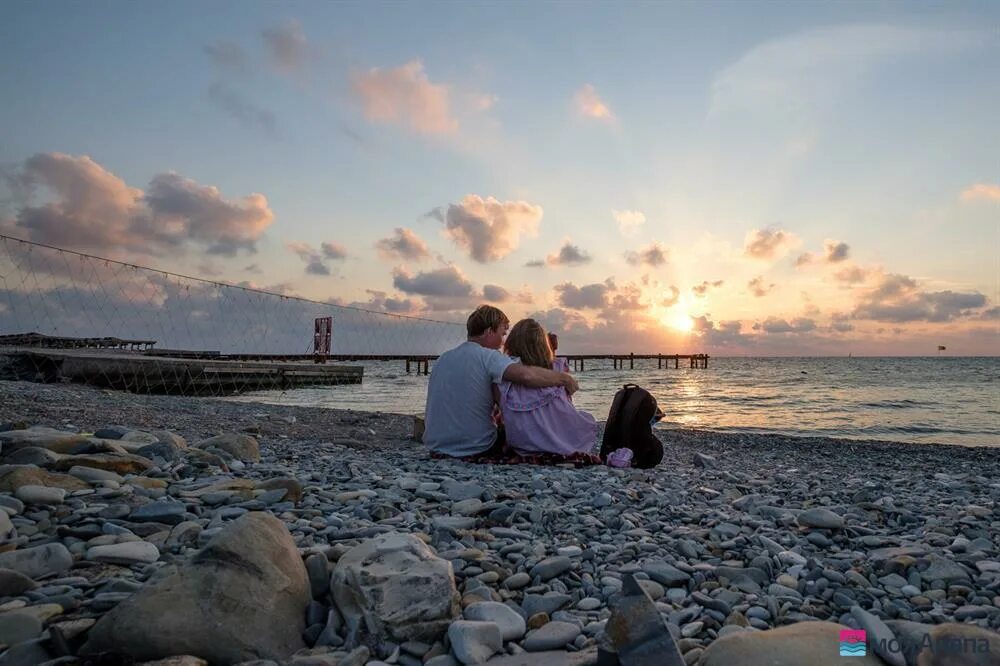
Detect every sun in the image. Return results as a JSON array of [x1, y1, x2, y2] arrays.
[[668, 310, 694, 332], [659, 305, 694, 332]]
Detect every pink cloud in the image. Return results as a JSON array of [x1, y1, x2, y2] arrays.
[[352, 60, 458, 135], [575, 84, 614, 120]]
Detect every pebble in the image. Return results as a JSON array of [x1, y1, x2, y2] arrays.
[[523, 621, 581, 651]]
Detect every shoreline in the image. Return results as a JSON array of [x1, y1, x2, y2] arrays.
[[1, 379, 994, 453], [0, 379, 998, 663]]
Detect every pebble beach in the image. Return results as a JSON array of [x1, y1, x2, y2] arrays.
[[0, 379, 998, 665]]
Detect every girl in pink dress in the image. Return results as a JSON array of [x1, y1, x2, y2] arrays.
[[498, 319, 598, 456]]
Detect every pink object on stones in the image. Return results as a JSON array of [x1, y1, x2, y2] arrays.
[[607, 448, 633, 468]]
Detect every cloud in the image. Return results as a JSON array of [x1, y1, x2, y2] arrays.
[[207, 82, 277, 137], [960, 183, 1000, 202], [692, 280, 724, 297], [613, 209, 645, 237], [441, 194, 543, 263], [795, 252, 815, 267], [575, 84, 614, 120], [392, 265, 473, 298], [692, 316, 752, 347], [833, 265, 872, 284], [978, 306, 1000, 320], [287, 241, 347, 275], [547, 241, 591, 266], [625, 242, 669, 267], [321, 242, 347, 260], [347, 289, 420, 314], [374, 227, 430, 261], [554, 281, 611, 309], [203, 41, 249, 76], [244, 263, 262, 274], [824, 240, 850, 262], [524, 260, 545, 268], [262, 20, 310, 75], [482, 284, 510, 302], [744, 227, 797, 260], [711, 25, 981, 121], [754, 317, 817, 334], [352, 60, 458, 135], [852, 273, 988, 322], [748, 276, 774, 297], [3, 153, 273, 257], [661, 286, 680, 307]]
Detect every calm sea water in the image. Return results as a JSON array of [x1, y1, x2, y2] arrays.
[[228, 357, 1000, 447]]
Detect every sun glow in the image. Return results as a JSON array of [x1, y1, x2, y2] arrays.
[[667, 310, 694, 332]]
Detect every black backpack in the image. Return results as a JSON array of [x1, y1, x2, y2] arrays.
[[600, 384, 664, 469]]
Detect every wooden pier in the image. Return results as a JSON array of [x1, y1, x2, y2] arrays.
[[0, 347, 363, 395]]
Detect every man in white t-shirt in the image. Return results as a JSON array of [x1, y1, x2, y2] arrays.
[[425, 305, 579, 458]]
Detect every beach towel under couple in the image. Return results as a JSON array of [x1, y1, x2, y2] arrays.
[[436, 384, 664, 469]]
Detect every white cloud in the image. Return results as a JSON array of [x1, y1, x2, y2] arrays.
[[613, 209, 645, 237]]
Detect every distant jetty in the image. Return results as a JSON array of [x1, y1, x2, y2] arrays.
[[0, 333, 362, 395]]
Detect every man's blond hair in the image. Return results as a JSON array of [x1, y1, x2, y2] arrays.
[[467, 305, 509, 338]]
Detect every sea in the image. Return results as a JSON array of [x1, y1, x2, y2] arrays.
[[227, 356, 1000, 447]]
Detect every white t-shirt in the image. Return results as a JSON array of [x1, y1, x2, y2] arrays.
[[424, 341, 515, 457]]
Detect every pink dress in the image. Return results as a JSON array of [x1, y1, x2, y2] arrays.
[[498, 372, 598, 457]]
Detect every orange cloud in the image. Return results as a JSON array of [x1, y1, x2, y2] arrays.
[[352, 60, 458, 135], [960, 183, 1000, 202], [575, 84, 614, 120], [440, 194, 542, 263]]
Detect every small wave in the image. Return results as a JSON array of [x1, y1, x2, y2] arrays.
[[859, 399, 929, 409]]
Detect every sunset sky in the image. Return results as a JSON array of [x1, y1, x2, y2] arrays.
[[1, 1, 997, 355]]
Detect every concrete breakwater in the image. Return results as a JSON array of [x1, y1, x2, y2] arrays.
[[0, 381, 997, 664]]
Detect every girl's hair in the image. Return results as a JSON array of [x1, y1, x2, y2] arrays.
[[503, 318, 554, 368]]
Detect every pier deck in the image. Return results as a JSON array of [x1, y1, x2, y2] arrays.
[[0, 347, 363, 395]]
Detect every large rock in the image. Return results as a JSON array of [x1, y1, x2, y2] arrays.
[[0, 466, 89, 492], [2, 446, 62, 466], [0, 427, 89, 454], [0, 543, 73, 579], [54, 453, 154, 475], [331, 532, 459, 647], [81, 512, 310, 664], [194, 434, 260, 463], [256, 477, 303, 504], [700, 622, 884, 665]]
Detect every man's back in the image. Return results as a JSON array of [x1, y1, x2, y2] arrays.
[[424, 341, 513, 457]]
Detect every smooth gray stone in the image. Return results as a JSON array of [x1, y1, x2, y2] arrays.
[[503, 573, 531, 590], [530, 556, 572, 581], [0, 612, 43, 646], [305, 553, 329, 600], [641, 561, 690, 587], [523, 621, 580, 652], [464, 602, 526, 641], [129, 500, 186, 525], [850, 606, 905, 666], [522, 593, 571, 617], [796, 508, 844, 530], [0, 543, 72, 580], [447, 620, 501, 664]]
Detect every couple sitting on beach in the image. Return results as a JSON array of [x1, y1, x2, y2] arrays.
[[423, 305, 601, 464]]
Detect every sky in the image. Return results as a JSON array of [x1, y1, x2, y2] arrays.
[[0, 0, 998, 355]]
